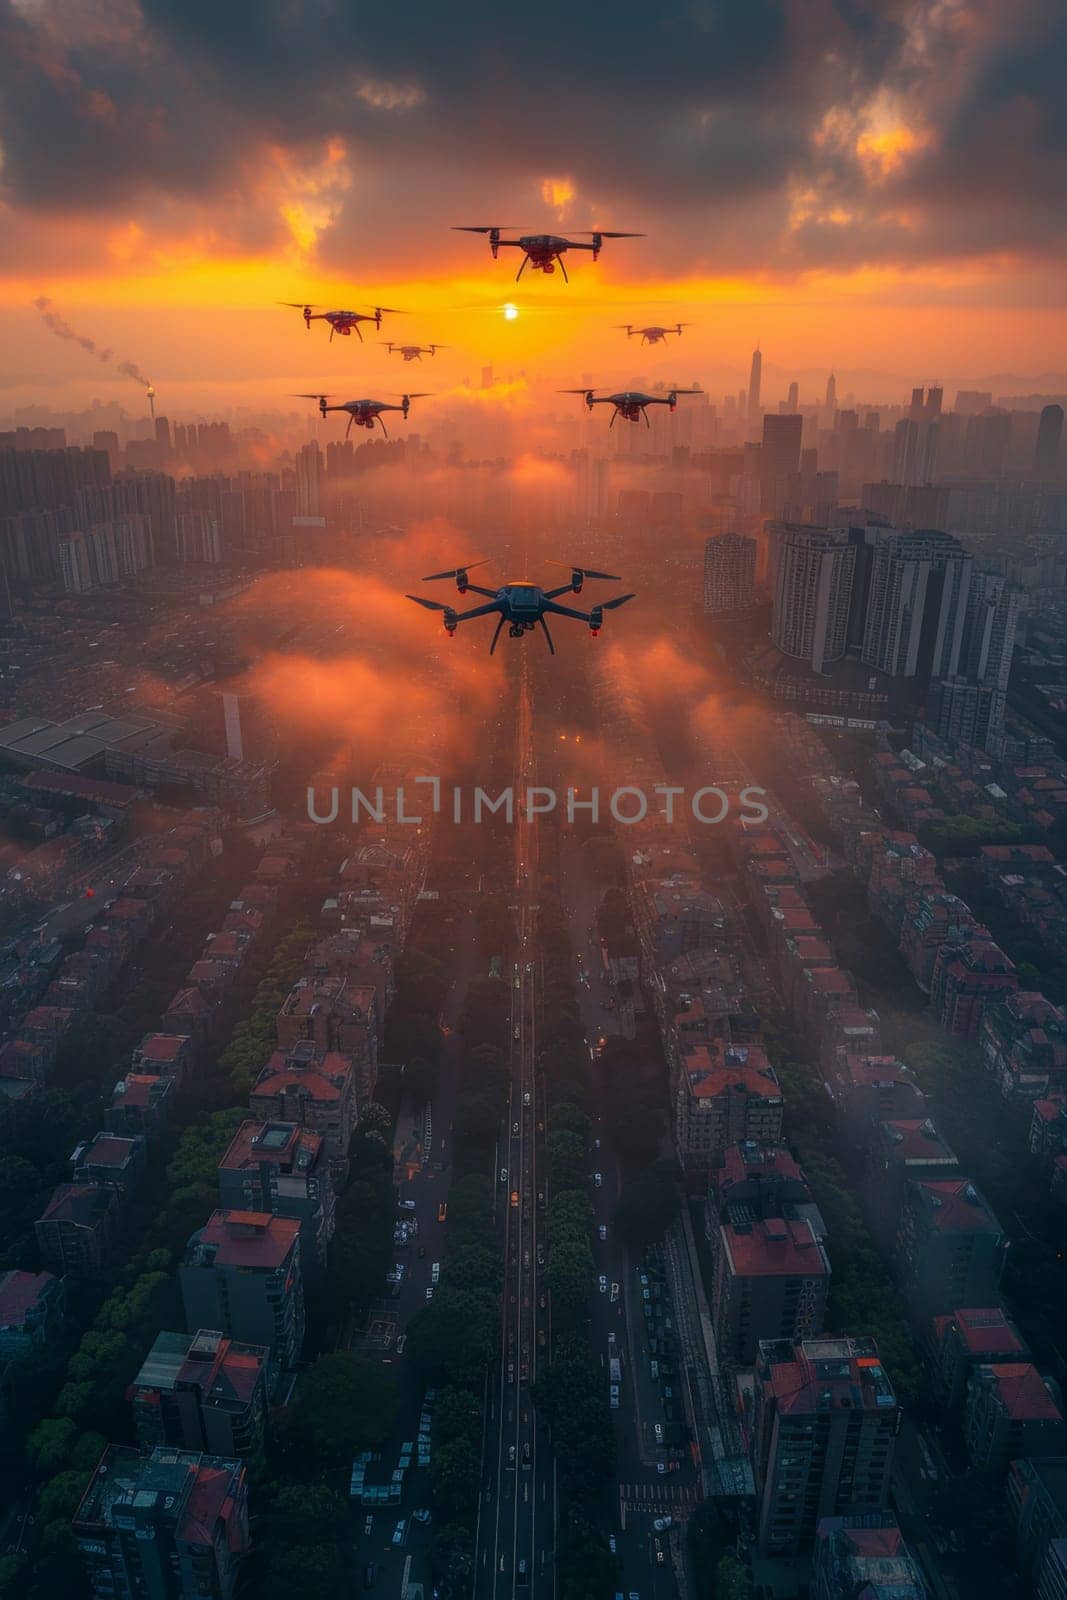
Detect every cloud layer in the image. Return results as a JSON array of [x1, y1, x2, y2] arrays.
[[2, 0, 1065, 282]]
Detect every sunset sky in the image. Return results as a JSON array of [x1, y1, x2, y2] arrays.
[[2, 0, 1065, 414]]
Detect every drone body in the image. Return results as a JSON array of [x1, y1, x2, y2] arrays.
[[279, 303, 402, 341], [292, 392, 428, 437], [561, 386, 701, 427], [386, 342, 448, 362], [452, 226, 643, 282], [407, 563, 635, 654], [617, 323, 690, 345]]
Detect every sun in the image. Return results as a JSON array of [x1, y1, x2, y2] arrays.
[[503, 303, 519, 321]]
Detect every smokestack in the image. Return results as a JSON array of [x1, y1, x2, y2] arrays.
[[147, 385, 156, 420]]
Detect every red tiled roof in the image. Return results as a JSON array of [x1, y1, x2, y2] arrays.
[[722, 1218, 827, 1277], [194, 1210, 299, 1269], [0, 1269, 56, 1325], [984, 1363, 1063, 1422]]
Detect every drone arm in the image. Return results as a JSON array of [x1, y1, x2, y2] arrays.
[[544, 583, 585, 600], [460, 584, 500, 600], [454, 601, 503, 623], [542, 600, 590, 623]]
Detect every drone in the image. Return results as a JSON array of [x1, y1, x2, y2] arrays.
[[278, 303, 403, 341], [616, 323, 690, 345], [292, 392, 428, 436], [452, 226, 644, 282], [560, 386, 701, 427], [406, 561, 635, 654], [386, 342, 449, 362]]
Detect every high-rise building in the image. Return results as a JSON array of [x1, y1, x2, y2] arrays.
[[74, 1444, 249, 1600], [954, 389, 993, 415], [960, 572, 1020, 693], [217, 1121, 336, 1269], [825, 373, 837, 413], [752, 1337, 899, 1556], [703, 532, 756, 614], [713, 1216, 830, 1365], [179, 1210, 305, 1385], [787, 382, 799, 412], [1034, 404, 1064, 480], [130, 1329, 269, 1458], [748, 346, 762, 427], [771, 525, 855, 674], [860, 528, 973, 681], [761, 413, 803, 515], [295, 440, 321, 517], [894, 1177, 1006, 1322], [811, 1514, 925, 1600]]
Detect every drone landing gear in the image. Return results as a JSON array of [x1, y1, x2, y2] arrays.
[[489, 616, 506, 655], [539, 617, 556, 656]]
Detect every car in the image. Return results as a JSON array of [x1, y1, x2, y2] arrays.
[[653, 1540, 665, 1566], [608, 1331, 616, 1347], [523, 1090, 531, 1105], [507, 1445, 516, 1468], [413, 1509, 432, 1524], [437, 1202, 448, 1222], [663, 1385, 673, 1399], [363, 1562, 376, 1589], [537, 1328, 546, 1347], [610, 1283, 619, 1303], [522, 1442, 531, 1466], [594, 1137, 601, 1149], [417, 1245, 426, 1258], [364, 1516, 374, 1536], [507, 1361, 515, 1382], [399, 1199, 416, 1212], [510, 1189, 519, 1207], [500, 1167, 508, 1184], [431, 1262, 440, 1284], [609, 1385, 620, 1409], [513, 1026, 520, 1040], [512, 1121, 520, 1135], [608, 1535, 617, 1555], [517, 1558, 527, 1581], [598, 1273, 608, 1292], [425, 1286, 434, 1300], [653, 1423, 664, 1443], [643, 1287, 651, 1301], [395, 1334, 407, 1354], [598, 1223, 607, 1241], [392, 1520, 406, 1545], [594, 1172, 603, 1188], [653, 1516, 674, 1532], [536, 1244, 544, 1266]]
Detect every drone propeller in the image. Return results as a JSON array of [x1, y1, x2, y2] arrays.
[[423, 560, 490, 582], [278, 301, 320, 309], [546, 562, 622, 581], [400, 392, 433, 401], [600, 593, 636, 610], [406, 595, 453, 611], [452, 226, 522, 234], [372, 306, 405, 315], [558, 387, 599, 394], [290, 392, 334, 400], [570, 231, 646, 239]]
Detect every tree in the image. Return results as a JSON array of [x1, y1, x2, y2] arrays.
[[38, 1470, 91, 1527], [409, 1284, 498, 1386], [714, 1555, 753, 1598], [287, 1353, 399, 1467], [27, 1418, 77, 1477]]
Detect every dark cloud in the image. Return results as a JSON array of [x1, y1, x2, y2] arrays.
[[0, 0, 1064, 276]]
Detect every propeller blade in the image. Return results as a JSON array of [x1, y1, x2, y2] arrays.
[[452, 226, 521, 234], [423, 560, 490, 581], [572, 231, 646, 238], [558, 388, 598, 395], [402, 392, 433, 400], [545, 561, 622, 581], [290, 392, 333, 399], [277, 301, 319, 309], [373, 306, 405, 314], [601, 594, 636, 610], [406, 595, 450, 611]]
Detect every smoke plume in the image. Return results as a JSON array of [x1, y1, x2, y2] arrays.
[[32, 296, 151, 386]]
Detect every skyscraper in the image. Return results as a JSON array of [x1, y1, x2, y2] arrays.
[[771, 525, 855, 674], [825, 373, 837, 413], [787, 381, 799, 412], [295, 440, 321, 517], [752, 1337, 899, 1557], [1034, 404, 1064, 479], [761, 413, 803, 516], [748, 345, 762, 426], [704, 533, 757, 614], [960, 572, 1020, 693], [860, 529, 973, 681]]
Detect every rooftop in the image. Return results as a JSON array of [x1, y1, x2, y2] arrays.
[[219, 1120, 324, 1175], [722, 1217, 828, 1278], [185, 1209, 300, 1271], [979, 1363, 1063, 1422]]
